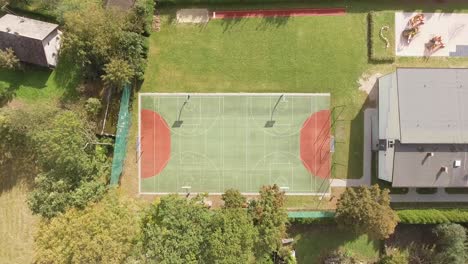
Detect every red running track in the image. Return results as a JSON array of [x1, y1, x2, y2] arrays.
[[299, 110, 331, 179], [211, 8, 345, 19]]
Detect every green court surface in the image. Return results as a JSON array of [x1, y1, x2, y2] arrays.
[[139, 93, 331, 194]]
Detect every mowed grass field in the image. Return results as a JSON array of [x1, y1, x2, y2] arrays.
[[138, 11, 369, 183], [291, 224, 380, 263]]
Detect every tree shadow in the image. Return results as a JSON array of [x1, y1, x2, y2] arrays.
[[290, 223, 380, 263], [54, 53, 83, 103], [0, 66, 51, 107]]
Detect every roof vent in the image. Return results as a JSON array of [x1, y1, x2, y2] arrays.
[[441, 166, 449, 173], [427, 152, 434, 157], [454, 160, 462, 168], [20, 18, 25, 23]]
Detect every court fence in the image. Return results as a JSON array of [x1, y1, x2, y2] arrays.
[[110, 84, 131, 185]]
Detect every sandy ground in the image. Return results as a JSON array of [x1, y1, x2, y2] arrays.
[[396, 12, 468, 57], [176, 9, 210, 24]]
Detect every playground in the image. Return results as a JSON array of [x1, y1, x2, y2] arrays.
[[139, 93, 331, 194], [396, 12, 468, 57]]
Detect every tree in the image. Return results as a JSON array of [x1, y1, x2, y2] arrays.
[[28, 111, 110, 218], [140, 195, 211, 263], [432, 223, 466, 264], [0, 48, 19, 70], [101, 58, 135, 88], [222, 188, 246, 209], [379, 249, 409, 264], [34, 190, 141, 263], [204, 208, 257, 264], [85, 97, 102, 119], [335, 185, 399, 240], [249, 185, 289, 261], [322, 249, 360, 264], [61, 4, 127, 79]]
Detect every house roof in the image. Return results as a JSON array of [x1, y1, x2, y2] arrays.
[[0, 14, 58, 40], [392, 142, 468, 187], [397, 68, 468, 144]]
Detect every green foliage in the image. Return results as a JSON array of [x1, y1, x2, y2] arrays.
[[34, 190, 141, 263], [27, 111, 110, 218], [369, 11, 395, 62], [117, 31, 148, 81], [85, 97, 102, 118], [335, 185, 399, 240], [379, 250, 409, 264], [222, 188, 246, 209], [205, 208, 257, 263], [127, 0, 155, 36], [397, 209, 468, 224], [102, 58, 135, 88], [140, 195, 211, 263], [321, 249, 361, 264], [249, 185, 288, 260], [432, 223, 467, 264], [0, 111, 27, 162], [61, 4, 128, 79], [0, 48, 20, 70]]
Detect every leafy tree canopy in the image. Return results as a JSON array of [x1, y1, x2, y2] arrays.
[[249, 184, 289, 260], [140, 195, 211, 263], [28, 111, 111, 218], [0, 48, 19, 70], [34, 190, 141, 263], [222, 188, 246, 209], [432, 223, 467, 264], [205, 208, 257, 264], [335, 185, 399, 240]]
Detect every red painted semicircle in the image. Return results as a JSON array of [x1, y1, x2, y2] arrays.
[[300, 110, 331, 179], [141, 109, 171, 179]]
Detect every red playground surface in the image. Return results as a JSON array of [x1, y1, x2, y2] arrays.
[[211, 8, 346, 19]]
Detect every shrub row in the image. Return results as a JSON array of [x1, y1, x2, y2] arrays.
[[368, 11, 395, 62], [398, 209, 468, 224]]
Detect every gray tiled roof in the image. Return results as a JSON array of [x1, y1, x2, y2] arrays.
[[397, 68, 468, 144], [0, 14, 58, 40]]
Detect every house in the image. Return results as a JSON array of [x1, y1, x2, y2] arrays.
[[378, 68, 468, 187], [0, 14, 61, 67]]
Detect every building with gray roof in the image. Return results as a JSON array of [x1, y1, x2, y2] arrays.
[[0, 14, 61, 67], [378, 68, 468, 187]]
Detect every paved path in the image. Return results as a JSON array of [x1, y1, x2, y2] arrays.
[[391, 188, 468, 202], [330, 108, 375, 187]]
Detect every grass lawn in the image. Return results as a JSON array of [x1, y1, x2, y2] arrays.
[[122, 3, 468, 200], [141, 11, 369, 181], [369, 11, 395, 62], [290, 224, 380, 263], [0, 57, 80, 106]]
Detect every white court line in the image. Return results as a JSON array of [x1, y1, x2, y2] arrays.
[[139, 92, 330, 96], [139, 94, 331, 195]]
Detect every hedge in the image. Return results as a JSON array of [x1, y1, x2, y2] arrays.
[[368, 11, 395, 62], [398, 209, 468, 224]]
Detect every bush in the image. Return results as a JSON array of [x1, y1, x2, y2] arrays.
[[85, 97, 102, 118], [0, 48, 20, 70], [369, 11, 395, 62], [128, 0, 155, 36], [398, 209, 468, 224]]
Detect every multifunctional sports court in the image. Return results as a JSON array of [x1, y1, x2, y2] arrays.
[[139, 93, 332, 195]]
